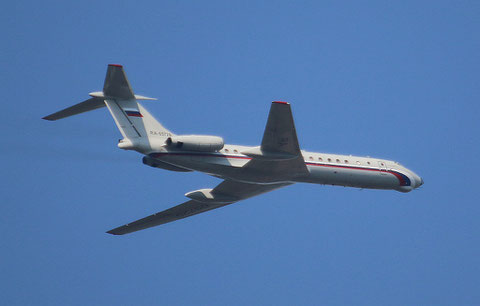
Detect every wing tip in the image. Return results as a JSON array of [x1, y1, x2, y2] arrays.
[[272, 101, 289, 105], [42, 115, 55, 121], [107, 223, 131, 235], [106, 229, 123, 235], [108, 64, 123, 68]]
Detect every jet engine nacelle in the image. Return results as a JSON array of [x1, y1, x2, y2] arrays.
[[165, 135, 224, 152]]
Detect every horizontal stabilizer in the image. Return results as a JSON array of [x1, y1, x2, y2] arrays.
[[42, 97, 105, 121], [134, 95, 157, 101]]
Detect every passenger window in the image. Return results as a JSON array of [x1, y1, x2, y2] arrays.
[[336, 159, 340, 163], [344, 160, 349, 163], [309, 156, 313, 160], [327, 158, 331, 162], [356, 161, 360, 165], [234, 149, 238, 153], [225, 149, 229, 153], [318, 157, 323, 161]]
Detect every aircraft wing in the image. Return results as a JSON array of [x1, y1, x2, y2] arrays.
[[107, 180, 290, 235]]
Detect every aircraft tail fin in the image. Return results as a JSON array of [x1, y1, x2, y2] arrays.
[[43, 65, 174, 152]]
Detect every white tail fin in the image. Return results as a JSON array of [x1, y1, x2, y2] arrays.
[[103, 97, 174, 140], [43, 64, 174, 153]]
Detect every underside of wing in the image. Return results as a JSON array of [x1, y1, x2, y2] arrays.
[[107, 200, 226, 235], [212, 179, 290, 201], [107, 180, 290, 235]]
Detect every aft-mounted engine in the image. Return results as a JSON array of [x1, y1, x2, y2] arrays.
[[165, 135, 224, 152]]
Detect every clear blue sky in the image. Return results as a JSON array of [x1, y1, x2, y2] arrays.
[[2, 1, 479, 305]]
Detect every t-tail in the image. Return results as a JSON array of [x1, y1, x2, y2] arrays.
[[43, 64, 174, 153]]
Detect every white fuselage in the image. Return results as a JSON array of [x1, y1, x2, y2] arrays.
[[149, 144, 423, 193]]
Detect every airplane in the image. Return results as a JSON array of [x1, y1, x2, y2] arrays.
[[43, 64, 423, 235]]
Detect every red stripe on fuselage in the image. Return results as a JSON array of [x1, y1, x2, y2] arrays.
[[388, 171, 406, 185]]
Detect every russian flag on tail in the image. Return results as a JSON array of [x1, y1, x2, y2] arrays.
[[125, 109, 143, 117]]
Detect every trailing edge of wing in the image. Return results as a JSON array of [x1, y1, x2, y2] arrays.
[[107, 180, 290, 235]]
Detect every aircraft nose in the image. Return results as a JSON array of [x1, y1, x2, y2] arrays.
[[415, 175, 424, 188]]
